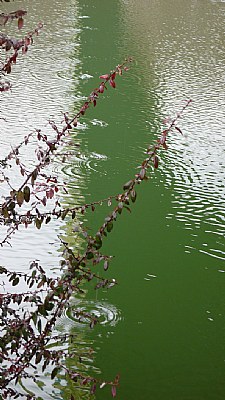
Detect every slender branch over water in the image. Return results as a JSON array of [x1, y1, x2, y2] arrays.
[[0, 6, 192, 398]]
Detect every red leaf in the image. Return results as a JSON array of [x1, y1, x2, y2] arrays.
[[90, 383, 96, 394], [11, 51, 18, 64], [153, 155, 159, 169], [4, 63, 11, 74], [99, 74, 109, 80], [73, 118, 78, 127], [22, 45, 28, 54], [139, 168, 146, 179], [111, 386, 117, 398], [18, 17, 24, 30], [111, 72, 116, 80], [99, 84, 105, 93], [3, 16, 8, 26], [46, 188, 54, 199], [104, 261, 109, 271], [5, 40, 12, 51], [160, 135, 166, 145], [109, 79, 116, 88], [25, 37, 31, 46], [15, 10, 27, 17]]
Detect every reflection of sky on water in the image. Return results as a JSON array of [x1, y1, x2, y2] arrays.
[[0, 2, 122, 398], [120, 0, 225, 261], [0, 0, 82, 273]]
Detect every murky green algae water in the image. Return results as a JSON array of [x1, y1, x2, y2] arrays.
[[1, 0, 225, 399], [68, 2, 225, 399]]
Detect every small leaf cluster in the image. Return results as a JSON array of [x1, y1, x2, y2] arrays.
[[0, 6, 43, 95], [0, 9, 27, 29]]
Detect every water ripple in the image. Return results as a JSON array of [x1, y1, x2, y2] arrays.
[[62, 299, 122, 329], [62, 151, 108, 179]]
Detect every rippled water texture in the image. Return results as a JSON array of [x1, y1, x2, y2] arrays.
[[119, 0, 225, 262], [1, 0, 225, 399], [0, 0, 80, 272]]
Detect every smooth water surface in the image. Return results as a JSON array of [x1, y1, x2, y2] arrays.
[[0, 0, 225, 399]]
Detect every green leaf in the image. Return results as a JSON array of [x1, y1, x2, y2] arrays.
[[94, 234, 102, 249], [37, 278, 45, 289], [31, 169, 38, 186], [22, 328, 28, 341], [61, 209, 69, 220], [106, 221, 113, 232], [37, 319, 42, 333], [0, 266, 7, 274], [38, 304, 47, 317], [2, 206, 9, 218], [23, 185, 30, 202], [44, 300, 54, 311], [16, 190, 24, 206], [35, 218, 42, 229], [94, 236, 102, 250], [95, 234, 102, 244], [35, 352, 42, 364], [45, 216, 51, 224], [51, 366, 60, 380], [12, 277, 19, 286], [32, 312, 38, 326], [87, 251, 94, 260], [8, 201, 16, 211]]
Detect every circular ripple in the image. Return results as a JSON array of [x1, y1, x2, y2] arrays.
[[65, 299, 122, 328], [61, 151, 108, 178]]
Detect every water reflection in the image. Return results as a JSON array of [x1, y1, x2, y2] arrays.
[[0, 0, 82, 272], [120, 0, 225, 262], [62, 149, 108, 178], [0, 1, 105, 398]]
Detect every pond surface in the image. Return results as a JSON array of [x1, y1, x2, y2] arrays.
[[0, 0, 225, 399]]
